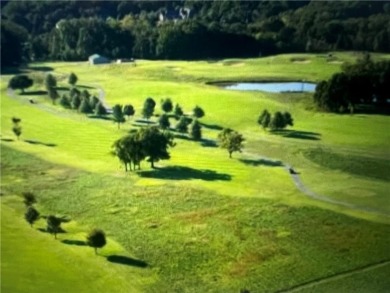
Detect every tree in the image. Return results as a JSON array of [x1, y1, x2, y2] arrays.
[[68, 72, 78, 86], [193, 106, 205, 118], [174, 103, 183, 118], [86, 229, 106, 255], [12, 125, 22, 140], [79, 98, 92, 113], [283, 112, 294, 127], [8, 75, 33, 93], [218, 128, 245, 158], [48, 87, 59, 105], [94, 102, 107, 116], [71, 95, 81, 110], [112, 104, 126, 129], [123, 104, 135, 118], [138, 126, 175, 168], [161, 98, 173, 113], [270, 111, 286, 130], [142, 97, 156, 120], [46, 215, 62, 239], [89, 96, 100, 110], [25, 206, 40, 227], [158, 114, 170, 130], [190, 119, 202, 140], [59, 94, 71, 108], [112, 132, 145, 171], [22, 191, 37, 206], [45, 73, 57, 91], [257, 109, 271, 129], [175, 116, 190, 133]]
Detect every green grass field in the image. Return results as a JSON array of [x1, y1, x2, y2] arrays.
[[1, 52, 390, 292]]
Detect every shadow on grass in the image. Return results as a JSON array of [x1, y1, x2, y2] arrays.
[[106, 255, 148, 268], [1, 138, 14, 142], [27, 66, 53, 72], [1, 66, 53, 75], [20, 90, 47, 96], [173, 133, 191, 140], [201, 139, 218, 148], [77, 85, 95, 89], [55, 86, 70, 91], [200, 122, 223, 131], [37, 227, 66, 234], [87, 114, 113, 121], [271, 129, 321, 141], [134, 119, 156, 125], [24, 139, 57, 147], [138, 166, 231, 181], [240, 158, 283, 167], [61, 239, 87, 246]]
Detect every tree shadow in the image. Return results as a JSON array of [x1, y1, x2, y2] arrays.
[[37, 227, 66, 234], [27, 65, 53, 72], [55, 86, 70, 91], [77, 85, 95, 89], [1, 138, 14, 142], [138, 166, 231, 181], [24, 139, 57, 147], [240, 158, 283, 167], [201, 139, 218, 148], [106, 255, 148, 268], [61, 239, 87, 246], [87, 114, 113, 121], [271, 129, 321, 140], [200, 122, 223, 131], [173, 133, 191, 140], [20, 90, 47, 96], [134, 119, 156, 125]]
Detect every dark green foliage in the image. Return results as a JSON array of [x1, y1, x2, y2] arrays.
[[44, 74, 57, 91], [8, 75, 33, 93], [68, 72, 78, 86], [270, 111, 286, 130], [218, 128, 245, 158], [46, 215, 62, 239], [314, 57, 390, 113], [112, 132, 144, 171], [158, 114, 170, 130], [12, 117, 21, 124], [79, 98, 92, 114], [94, 102, 107, 116], [48, 88, 59, 105], [112, 104, 126, 129], [175, 116, 190, 133], [59, 95, 71, 109], [142, 98, 156, 120], [81, 90, 90, 100], [283, 112, 294, 127], [1, 20, 28, 67], [69, 87, 80, 98], [123, 104, 135, 118], [25, 206, 40, 227], [174, 104, 184, 118], [258, 109, 271, 129], [71, 95, 81, 110], [193, 106, 205, 119], [190, 119, 202, 141], [161, 98, 173, 113], [22, 192, 37, 206], [12, 125, 22, 140], [89, 96, 100, 110], [86, 229, 107, 254]]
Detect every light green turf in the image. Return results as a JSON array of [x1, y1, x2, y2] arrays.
[[1, 52, 390, 292]]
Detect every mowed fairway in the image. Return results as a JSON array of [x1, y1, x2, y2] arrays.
[[1, 53, 390, 292]]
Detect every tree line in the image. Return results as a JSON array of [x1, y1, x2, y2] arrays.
[[2, 1, 390, 67], [313, 54, 390, 113]]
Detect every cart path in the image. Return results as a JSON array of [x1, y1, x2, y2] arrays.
[[243, 152, 390, 218], [275, 259, 390, 293]]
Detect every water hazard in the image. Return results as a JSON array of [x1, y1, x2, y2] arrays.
[[223, 82, 316, 93]]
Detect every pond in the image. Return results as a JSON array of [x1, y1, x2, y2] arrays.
[[222, 82, 316, 93]]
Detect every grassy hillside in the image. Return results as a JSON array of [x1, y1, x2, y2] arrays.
[[1, 52, 390, 292]]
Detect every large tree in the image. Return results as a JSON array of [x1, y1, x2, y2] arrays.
[[193, 106, 205, 119], [68, 72, 78, 86], [258, 109, 271, 129], [218, 128, 245, 158], [112, 104, 126, 129], [142, 97, 156, 120], [112, 132, 144, 171], [190, 119, 202, 140], [161, 98, 173, 113], [123, 104, 135, 118], [270, 111, 286, 130], [138, 126, 175, 168], [46, 215, 62, 239], [86, 229, 107, 255], [8, 75, 33, 93]]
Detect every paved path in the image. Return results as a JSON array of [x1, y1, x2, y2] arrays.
[[243, 152, 389, 218], [276, 259, 390, 293]]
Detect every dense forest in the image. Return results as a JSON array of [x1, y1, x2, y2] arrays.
[[1, 0, 390, 67]]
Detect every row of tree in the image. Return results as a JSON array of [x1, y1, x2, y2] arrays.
[[314, 54, 390, 113], [258, 110, 294, 130], [2, 1, 389, 66], [23, 192, 106, 254]]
